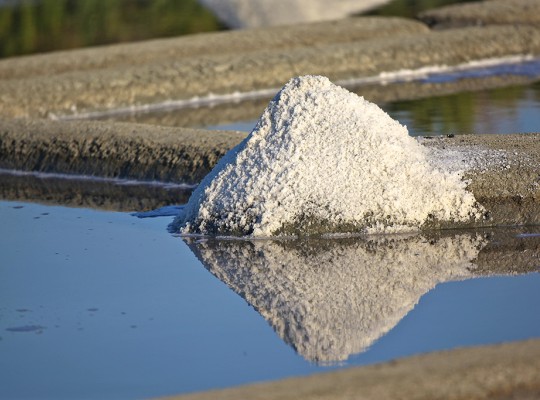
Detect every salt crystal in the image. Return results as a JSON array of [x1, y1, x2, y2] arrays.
[[174, 75, 483, 237]]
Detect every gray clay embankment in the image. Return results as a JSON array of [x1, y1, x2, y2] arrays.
[[0, 118, 241, 210], [0, 118, 245, 184], [0, 172, 193, 212], [0, 17, 427, 81], [0, 16, 428, 119], [419, 0, 540, 29], [95, 74, 537, 129], [158, 339, 540, 400], [473, 228, 540, 275], [1, 23, 540, 119], [2, 116, 540, 229]]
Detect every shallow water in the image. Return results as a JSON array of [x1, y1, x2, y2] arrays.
[[388, 81, 540, 136], [208, 81, 540, 136], [1, 200, 539, 399]]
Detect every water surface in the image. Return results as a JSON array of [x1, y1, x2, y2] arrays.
[[388, 81, 540, 136], [209, 81, 540, 136], [1, 200, 539, 399]]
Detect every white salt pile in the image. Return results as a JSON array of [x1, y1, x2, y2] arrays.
[[174, 75, 483, 237]]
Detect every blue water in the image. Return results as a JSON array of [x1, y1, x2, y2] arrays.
[[1, 201, 539, 399], [208, 80, 540, 136]]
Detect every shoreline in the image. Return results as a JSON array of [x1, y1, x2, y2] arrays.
[[157, 339, 540, 400]]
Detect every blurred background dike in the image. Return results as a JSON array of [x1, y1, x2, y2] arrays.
[[0, 0, 477, 57]]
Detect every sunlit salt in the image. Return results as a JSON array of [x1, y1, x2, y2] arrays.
[[175, 75, 483, 236]]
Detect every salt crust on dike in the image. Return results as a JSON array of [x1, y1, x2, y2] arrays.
[[175, 75, 483, 237]]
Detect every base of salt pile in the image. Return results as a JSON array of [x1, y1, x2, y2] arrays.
[[173, 75, 484, 237]]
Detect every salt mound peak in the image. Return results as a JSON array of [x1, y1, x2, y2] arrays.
[[175, 75, 483, 237]]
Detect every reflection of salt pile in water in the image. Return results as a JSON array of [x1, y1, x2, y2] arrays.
[[175, 75, 483, 237], [199, 0, 392, 28], [185, 233, 486, 363]]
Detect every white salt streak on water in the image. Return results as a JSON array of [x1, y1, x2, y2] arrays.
[[0, 168, 196, 189], [175, 75, 483, 237]]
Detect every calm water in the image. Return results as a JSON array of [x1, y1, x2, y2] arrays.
[[208, 81, 540, 136], [1, 201, 539, 399], [388, 81, 540, 136]]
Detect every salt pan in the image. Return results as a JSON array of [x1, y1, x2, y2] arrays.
[[174, 75, 483, 237]]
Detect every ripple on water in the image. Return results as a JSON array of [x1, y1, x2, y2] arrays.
[[6, 325, 46, 333]]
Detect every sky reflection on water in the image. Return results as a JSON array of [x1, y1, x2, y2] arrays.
[[1, 200, 539, 399]]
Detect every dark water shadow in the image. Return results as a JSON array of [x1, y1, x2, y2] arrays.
[[0, 170, 193, 211], [184, 228, 540, 363]]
